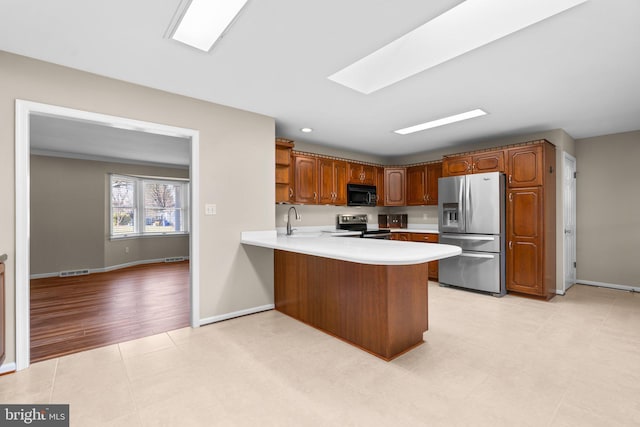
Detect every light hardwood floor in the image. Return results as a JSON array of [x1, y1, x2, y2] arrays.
[[29, 261, 190, 362]]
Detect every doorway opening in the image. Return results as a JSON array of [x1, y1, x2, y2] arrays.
[[562, 152, 577, 294], [15, 100, 200, 370]]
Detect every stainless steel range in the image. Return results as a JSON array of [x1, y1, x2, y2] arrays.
[[336, 214, 392, 239]]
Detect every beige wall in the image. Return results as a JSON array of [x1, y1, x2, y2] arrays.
[[30, 155, 189, 275], [1, 51, 275, 366], [575, 131, 640, 286]]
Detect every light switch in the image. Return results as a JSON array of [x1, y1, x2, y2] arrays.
[[205, 204, 216, 215]]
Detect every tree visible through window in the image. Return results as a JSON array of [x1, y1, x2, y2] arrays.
[[110, 174, 189, 237]]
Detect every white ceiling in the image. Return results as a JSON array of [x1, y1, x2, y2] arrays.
[[2, 0, 639, 158], [30, 114, 191, 167]]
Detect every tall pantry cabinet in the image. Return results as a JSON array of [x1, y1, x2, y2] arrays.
[[506, 142, 556, 299]]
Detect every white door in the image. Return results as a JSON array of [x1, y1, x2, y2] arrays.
[[563, 153, 577, 293]]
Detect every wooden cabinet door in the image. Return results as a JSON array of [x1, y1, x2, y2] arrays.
[[408, 233, 439, 280], [318, 159, 347, 205], [384, 168, 406, 206], [317, 158, 335, 204], [472, 151, 504, 174], [360, 165, 376, 185], [443, 156, 471, 176], [333, 160, 348, 205], [348, 163, 376, 185], [406, 165, 426, 206], [293, 155, 318, 204], [375, 167, 385, 206], [507, 187, 544, 295], [425, 162, 442, 205], [507, 145, 544, 187]]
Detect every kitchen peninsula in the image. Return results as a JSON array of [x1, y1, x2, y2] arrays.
[[241, 231, 461, 360]]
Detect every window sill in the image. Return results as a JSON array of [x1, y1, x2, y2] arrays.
[[110, 233, 189, 241]]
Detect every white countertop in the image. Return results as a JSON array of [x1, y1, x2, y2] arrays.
[[241, 230, 461, 266]]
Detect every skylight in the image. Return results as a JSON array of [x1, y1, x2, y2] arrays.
[[394, 109, 487, 135], [329, 0, 588, 94], [171, 0, 249, 52]]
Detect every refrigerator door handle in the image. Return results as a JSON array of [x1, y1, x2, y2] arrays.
[[465, 176, 471, 229], [459, 253, 495, 259], [441, 235, 495, 241], [458, 178, 465, 231]]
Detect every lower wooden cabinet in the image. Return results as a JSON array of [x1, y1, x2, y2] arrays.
[[409, 233, 439, 281], [391, 232, 439, 280], [506, 157, 555, 298]]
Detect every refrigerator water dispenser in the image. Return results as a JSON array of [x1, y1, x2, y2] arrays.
[[442, 203, 459, 228]]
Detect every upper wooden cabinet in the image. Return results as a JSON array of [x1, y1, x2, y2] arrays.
[[507, 145, 544, 187], [275, 139, 294, 203], [292, 154, 318, 204], [406, 162, 442, 206], [384, 168, 406, 206], [443, 150, 505, 177], [375, 167, 385, 206], [442, 156, 472, 176], [426, 162, 442, 205], [473, 151, 504, 174], [318, 159, 347, 205], [348, 163, 376, 185], [406, 165, 426, 206]]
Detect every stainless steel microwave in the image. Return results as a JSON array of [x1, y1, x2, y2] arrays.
[[347, 184, 377, 207]]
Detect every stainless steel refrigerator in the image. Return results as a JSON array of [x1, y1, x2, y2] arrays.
[[438, 172, 506, 296]]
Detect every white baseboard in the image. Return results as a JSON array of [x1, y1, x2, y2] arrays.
[[30, 256, 190, 279], [0, 362, 16, 375], [199, 304, 275, 326], [577, 279, 640, 293]]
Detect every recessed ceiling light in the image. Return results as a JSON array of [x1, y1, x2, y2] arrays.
[[170, 0, 249, 52], [329, 0, 588, 94], [300, 128, 313, 133], [394, 109, 487, 135]]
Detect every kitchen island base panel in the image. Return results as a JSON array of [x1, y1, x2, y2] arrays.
[[274, 250, 428, 361]]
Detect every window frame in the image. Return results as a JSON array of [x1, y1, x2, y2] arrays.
[[109, 173, 190, 239]]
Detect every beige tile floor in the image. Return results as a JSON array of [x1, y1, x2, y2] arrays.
[[1, 283, 639, 426]]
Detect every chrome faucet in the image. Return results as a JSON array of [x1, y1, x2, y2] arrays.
[[286, 206, 299, 236]]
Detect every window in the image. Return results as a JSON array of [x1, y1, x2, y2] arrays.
[[110, 174, 189, 238]]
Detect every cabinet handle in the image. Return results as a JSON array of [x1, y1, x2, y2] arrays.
[[508, 193, 513, 202], [289, 188, 293, 199], [509, 241, 513, 250], [313, 192, 317, 200], [508, 174, 512, 184]]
